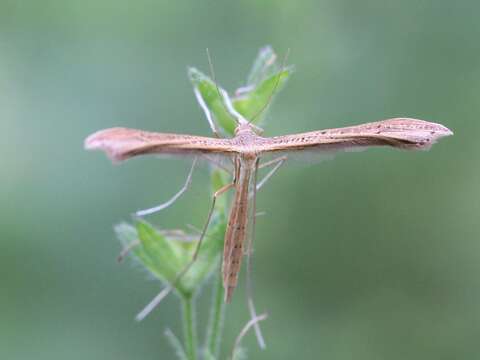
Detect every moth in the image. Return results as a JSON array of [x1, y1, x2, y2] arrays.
[[85, 115, 453, 306]]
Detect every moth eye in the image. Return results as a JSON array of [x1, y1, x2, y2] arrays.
[[321, 131, 327, 135]]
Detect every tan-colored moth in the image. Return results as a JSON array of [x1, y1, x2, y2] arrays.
[[85, 117, 452, 299]]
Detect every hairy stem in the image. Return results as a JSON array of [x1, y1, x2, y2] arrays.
[[181, 295, 197, 360], [204, 269, 226, 357]]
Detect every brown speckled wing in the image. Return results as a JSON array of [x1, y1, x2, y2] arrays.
[[260, 118, 453, 153], [84, 127, 235, 162]]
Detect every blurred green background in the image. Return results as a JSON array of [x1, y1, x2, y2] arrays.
[[1, 1, 477, 359]]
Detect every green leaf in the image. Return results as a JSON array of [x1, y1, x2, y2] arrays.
[[233, 67, 292, 125], [135, 220, 184, 280], [180, 214, 226, 291], [188, 67, 238, 135], [246, 45, 278, 86], [189, 46, 293, 135], [115, 221, 184, 287], [114, 218, 225, 298]]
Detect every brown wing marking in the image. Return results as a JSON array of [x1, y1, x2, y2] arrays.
[[84, 127, 235, 162], [261, 118, 453, 153]]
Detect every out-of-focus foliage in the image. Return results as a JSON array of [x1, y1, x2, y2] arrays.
[[188, 47, 291, 135], [0, 1, 476, 360]]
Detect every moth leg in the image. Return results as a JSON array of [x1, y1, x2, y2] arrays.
[[256, 155, 287, 191], [135, 157, 197, 217], [135, 181, 235, 321], [232, 313, 268, 359]]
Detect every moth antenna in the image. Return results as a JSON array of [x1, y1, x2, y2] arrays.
[[249, 48, 290, 124], [206, 48, 247, 126]]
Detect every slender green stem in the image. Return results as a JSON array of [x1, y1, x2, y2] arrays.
[[181, 295, 197, 360], [204, 269, 226, 358]]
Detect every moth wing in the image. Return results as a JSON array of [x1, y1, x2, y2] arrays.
[[84, 127, 236, 163], [259, 118, 453, 156]]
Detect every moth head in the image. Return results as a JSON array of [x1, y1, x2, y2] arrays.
[[235, 123, 264, 136]]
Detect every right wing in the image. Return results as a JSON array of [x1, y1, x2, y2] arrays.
[[260, 118, 453, 154], [84, 127, 235, 162]]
